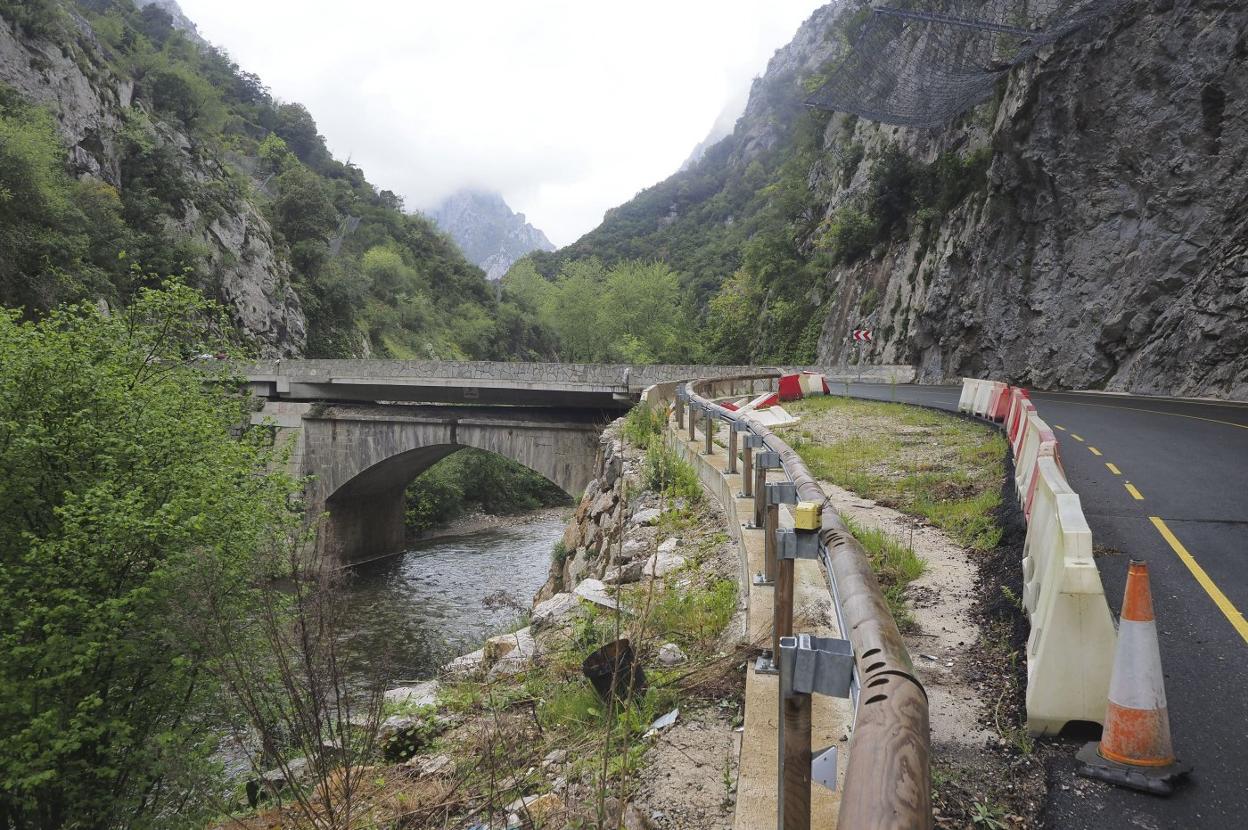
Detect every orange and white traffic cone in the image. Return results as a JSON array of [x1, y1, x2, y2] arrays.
[[1076, 559, 1191, 794]]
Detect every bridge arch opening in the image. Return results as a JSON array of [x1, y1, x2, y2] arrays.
[[333, 444, 573, 537]]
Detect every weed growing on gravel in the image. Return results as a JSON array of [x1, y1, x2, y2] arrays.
[[623, 402, 666, 449], [970, 799, 1008, 829], [647, 578, 737, 648], [643, 443, 702, 503], [842, 516, 924, 631]]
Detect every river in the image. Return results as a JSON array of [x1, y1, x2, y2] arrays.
[[336, 510, 569, 685]]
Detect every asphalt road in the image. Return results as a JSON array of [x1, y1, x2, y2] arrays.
[[840, 383, 1248, 829]]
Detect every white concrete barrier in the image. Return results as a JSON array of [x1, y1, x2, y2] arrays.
[[1022, 457, 1117, 734], [972, 380, 997, 417]]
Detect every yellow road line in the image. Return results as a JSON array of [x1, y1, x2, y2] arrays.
[[1125, 482, 1144, 500], [1071, 434, 1085, 442], [1054, 424, 1067, 431], [1106, 463, 1122, 475], [1088, 446, 1103, 456], [1150, 517, 1248, 645]]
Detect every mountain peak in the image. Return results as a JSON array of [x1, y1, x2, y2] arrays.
[[428, 190, 555, 280], [133, 0, 206, 46]]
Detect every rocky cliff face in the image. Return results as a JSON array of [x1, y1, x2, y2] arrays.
[[0, 8, 305, 355], [554, 0, 1246, 399], [810, 0, 1247, 398], [429, 190, 555, 281]]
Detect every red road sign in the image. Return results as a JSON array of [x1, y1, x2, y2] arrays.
[[851, 330, 873, 342]]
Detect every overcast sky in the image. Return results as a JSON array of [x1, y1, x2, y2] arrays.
[[175, 0, 821, 246]]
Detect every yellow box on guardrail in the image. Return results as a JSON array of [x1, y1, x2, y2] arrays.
[[793, 501, 822, 531]]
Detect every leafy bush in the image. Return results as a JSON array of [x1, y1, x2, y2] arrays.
[[0, 0, 62, 37], [650, 578, 738, 647], [0, 283, 299, 827], [818, 206, 877, 265]]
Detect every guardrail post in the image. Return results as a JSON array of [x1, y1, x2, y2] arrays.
[[741, 434, 762, 500], [727, 420, 739, 475], [780, 684, 812, 830], [688, 401, 697, 442], [777, 634, 854, 830], [674, 389, 685, 429], [704, 410, 714, 455], [753, 464, 767, 528], [768, 483, 799, 659], [752, 449, 781, 532]]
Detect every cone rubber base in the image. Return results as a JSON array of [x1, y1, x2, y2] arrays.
[[1076, 742, 1191, 796]]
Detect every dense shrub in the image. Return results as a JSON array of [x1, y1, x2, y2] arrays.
[[622, 403, 666, 450]]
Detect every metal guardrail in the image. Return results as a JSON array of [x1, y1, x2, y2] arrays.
[[676, 373, 932, 830]]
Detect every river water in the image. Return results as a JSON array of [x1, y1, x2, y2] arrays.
[[336, 511, 568, 685]]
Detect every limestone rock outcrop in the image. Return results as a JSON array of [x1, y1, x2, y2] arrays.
[[809, 0, 1248, 398]]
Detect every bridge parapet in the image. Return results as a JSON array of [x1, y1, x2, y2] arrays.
[[246, 360, 903, 408]]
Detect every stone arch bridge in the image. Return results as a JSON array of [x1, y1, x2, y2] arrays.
[[246, 359, 904, 562], [245, 360, 742, 562]]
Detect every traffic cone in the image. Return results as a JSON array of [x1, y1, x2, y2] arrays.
[[1076, 559, 1191, 794]]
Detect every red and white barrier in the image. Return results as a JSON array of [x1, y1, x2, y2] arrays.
[[959, 377, 1116, 735], [1005, 388, 1031, 446]]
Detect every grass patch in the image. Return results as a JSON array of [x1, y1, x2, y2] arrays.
[[782, 396, 1006, 552], [842, 516, 923, 631], [645, 578, 738, 649]]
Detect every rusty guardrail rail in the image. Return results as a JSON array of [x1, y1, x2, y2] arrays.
[[672, 373, 931, 830]]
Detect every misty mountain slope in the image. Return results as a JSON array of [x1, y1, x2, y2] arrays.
[[0, 0, 550, 360], [429, 189, 554, 281], [530, 0, 1247, 398]]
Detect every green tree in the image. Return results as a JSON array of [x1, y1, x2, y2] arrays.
[[601, 260, 687, 363], [0, 283, 299, 828], [0, 93, 132, 312], [545, 264, 606, 361], [271, 163, 338, 245], [702, 268, 762, 363]]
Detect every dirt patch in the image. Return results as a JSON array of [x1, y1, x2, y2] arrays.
[[631, 706, 740, 829]]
